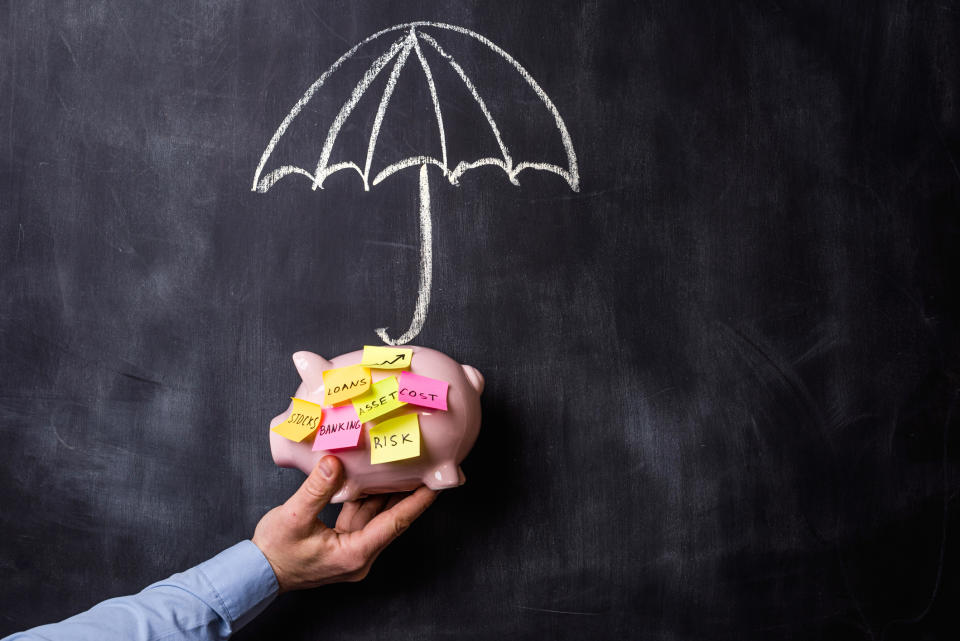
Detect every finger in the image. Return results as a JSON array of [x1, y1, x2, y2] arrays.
[[335, 499, 362, 532], [384, 494, 404, 511], [356, 486, 437, 554], [337, 493, 402, 533], [347, 495, 389, 532], [284, 455, 343, 525]]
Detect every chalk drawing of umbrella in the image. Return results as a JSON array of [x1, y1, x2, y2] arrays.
[[252, 21, 579, 345]]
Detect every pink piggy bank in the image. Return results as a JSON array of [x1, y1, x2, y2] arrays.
[[269, 346, 484, 503]]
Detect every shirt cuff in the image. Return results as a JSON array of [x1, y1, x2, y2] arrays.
[[194, 540, 279, 632]]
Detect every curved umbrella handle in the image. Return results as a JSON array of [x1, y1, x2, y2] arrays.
[[376, 163, 433, 345]]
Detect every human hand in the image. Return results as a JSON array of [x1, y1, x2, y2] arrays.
[[252, 455, 437, 592]]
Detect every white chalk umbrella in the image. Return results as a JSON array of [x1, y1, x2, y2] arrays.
[[252, 21, 579, 345]]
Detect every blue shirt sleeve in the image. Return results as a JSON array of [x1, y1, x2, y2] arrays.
[[2, 540, 279, 641]]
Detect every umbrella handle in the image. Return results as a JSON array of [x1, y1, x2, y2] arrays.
[[375, 163, 433, 345]]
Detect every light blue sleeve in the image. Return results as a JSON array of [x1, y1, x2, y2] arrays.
[[2, 540, 279, 641]]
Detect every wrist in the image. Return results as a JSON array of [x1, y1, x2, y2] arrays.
[[250, 537, 290, 593]]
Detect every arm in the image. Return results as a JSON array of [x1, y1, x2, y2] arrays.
[[3, 456, 436, 641], [2, 541, 277, 641]]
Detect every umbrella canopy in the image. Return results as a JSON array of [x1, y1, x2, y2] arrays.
[[252, 21, 579, 193], [252, 22, 579, 344]]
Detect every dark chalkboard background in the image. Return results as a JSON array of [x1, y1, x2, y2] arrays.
[[2, 1, 959, 639]]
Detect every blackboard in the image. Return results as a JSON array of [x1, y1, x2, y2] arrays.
[[2, 2, 959, 639]]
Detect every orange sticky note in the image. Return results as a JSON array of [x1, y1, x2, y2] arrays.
[[322, 365, 371, 406], [271, 397, 323, 442], [369, 414, 420, 464]]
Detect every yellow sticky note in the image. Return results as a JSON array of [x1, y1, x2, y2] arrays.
[[322, 365, 371, 406], [369, 414, 420, 464], [361, 345, 413, 370], [352, 376, 406, 422], [271, 397, 323, 442]]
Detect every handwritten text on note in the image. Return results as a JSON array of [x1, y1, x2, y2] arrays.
[[352, 376, 406, 422], [322, 365, 371, 406], [312, 404, 363, 451], [272, 397, 323, 442], [369, 413, 420, 464], [398, 372, 449, 411]]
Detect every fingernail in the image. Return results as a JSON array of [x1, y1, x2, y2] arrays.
[[319, 457, 334, 479]]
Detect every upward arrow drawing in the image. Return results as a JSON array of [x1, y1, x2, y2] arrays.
[[378, 353, 408, 366]]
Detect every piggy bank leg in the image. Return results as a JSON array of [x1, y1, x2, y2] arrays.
[[331, 481, 364, 504], [423, 461, 465, 490]]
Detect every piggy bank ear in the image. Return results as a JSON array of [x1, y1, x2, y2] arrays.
[[461, 365, 485, 394], [292, 351, 332, 389]]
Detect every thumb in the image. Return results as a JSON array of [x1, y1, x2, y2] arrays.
[[285, 455, 343, 523]]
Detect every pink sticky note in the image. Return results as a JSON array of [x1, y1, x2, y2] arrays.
[[397, 372, 449, 411], [312, 404, 363, 451]]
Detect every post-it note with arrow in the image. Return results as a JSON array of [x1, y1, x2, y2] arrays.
[[361, 345, 413, 370]]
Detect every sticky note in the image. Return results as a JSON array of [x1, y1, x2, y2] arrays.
[[361, 345, 413, 370], [271, 397, 323, 442], [369, 414, 420, 464], [352, 376, 406, 422], [312, 404, 363, 451], [398, 372, 449, 411], [322, 365, 371, 406]]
